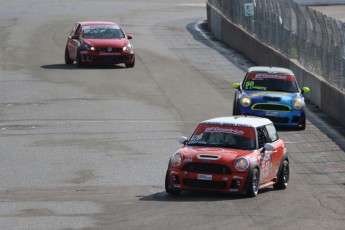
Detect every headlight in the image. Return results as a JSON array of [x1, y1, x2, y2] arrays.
[[240, 96, 252, 107], [123, 43, 133, 51], [80, 43, 95, 51], [293, 99, 304, 110], [234, 158, 249, 171], [171, 152, 183, 167]]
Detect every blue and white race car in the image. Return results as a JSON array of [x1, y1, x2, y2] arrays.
[[232, 66, 310, 130]]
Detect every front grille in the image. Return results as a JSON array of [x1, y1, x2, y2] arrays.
[[181, 163, 231, 174], [183, 179, 227, 189], [252, 103, 291, 112], [96, 48, 123, 52]]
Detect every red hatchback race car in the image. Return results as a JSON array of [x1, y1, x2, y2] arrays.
[[64, 21, 135, 68], [165, 116, 289, 197]]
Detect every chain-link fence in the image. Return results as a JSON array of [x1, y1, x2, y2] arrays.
[[207, 0, 345, 91]]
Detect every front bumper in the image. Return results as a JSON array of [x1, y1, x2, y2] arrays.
[[167, 169, 249, 194], [79, 50, 135, 64], [239, 107, 304, 127]]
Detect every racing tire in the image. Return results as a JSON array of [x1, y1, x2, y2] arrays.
[[65, 47, 73, 65], [125, 56, 135, 68], [247, 168, 260, 197], [299, 112, 306, 130], [273, 160, 289, 190], [165, 170, 181, 195], [232, 100, 240, 116], [76, 50, 83, 67]]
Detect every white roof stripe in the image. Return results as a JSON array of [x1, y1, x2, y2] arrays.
[[201, 116, 272, 128]]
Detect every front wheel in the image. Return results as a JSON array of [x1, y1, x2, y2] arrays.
[[65, 47, 73, 65], [76, 50, 83, 67], [299, 112, 306, 130], [273, 160, 289, 190], [165, 170, 181, 195], [247, 168, 260, 197], [232, 100, 240, 115], [125, 56, 135, 68]]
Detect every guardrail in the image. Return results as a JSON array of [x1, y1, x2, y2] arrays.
[[207, 0, 345, 127]]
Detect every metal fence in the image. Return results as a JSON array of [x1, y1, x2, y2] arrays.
[[207, 0, 345, 91]]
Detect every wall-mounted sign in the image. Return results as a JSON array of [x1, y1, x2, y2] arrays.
[[244, 3, 254, 17]]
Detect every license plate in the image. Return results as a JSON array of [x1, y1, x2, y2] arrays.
[[266, 112, 278, 116], [197, 174, 212, 180], [99, 52, 120, 56]]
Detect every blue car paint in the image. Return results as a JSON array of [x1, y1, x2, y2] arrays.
[[235, 90, 306, 127]]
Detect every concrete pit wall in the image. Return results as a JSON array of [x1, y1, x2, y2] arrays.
[[207, 3, 345, 128]]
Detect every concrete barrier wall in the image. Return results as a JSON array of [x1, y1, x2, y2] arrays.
[[207, 3, 345, 127], [294, 0, 345, 5]]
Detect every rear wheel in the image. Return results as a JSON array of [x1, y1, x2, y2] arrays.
[[247, 168, 260, 197], [165, 170, 181, 195], [273, 160, 289, 190], [64, 47, 73, 65]]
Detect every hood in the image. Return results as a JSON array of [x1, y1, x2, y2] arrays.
[[180, 146, 253, 163], [245, 90, 300, 103], [82, 38, 128, 48]]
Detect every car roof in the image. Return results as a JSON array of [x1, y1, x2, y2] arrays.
[[247, 66, 294, 75], [78, 21, 119, 27], [201, 116, 272, 128]]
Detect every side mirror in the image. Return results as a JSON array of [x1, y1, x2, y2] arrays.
[[69, 35, 78, 39], [179, 136, 188, 145], [232, 83, 240, 89], [260, 143, 274, 154], [302, 87, 310, 94], [127, 34, 133, 39]]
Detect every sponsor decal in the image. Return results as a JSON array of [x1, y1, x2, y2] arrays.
[[222, 177, 228, 181], [229, 188, 239, 192], [205, 127, 244, 136], [254, 74, 287, 80]]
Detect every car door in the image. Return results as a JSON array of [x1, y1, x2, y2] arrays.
[[67, 23, 81, 60], [265, 124, 285, 179], [256, 125, 278, 183]]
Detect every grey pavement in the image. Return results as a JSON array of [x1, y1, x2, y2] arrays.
[[0, 0, 344, 229]]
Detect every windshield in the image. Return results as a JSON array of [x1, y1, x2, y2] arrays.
[[187, 124, 256, 150], [82, 25, 125, 39], [242, 72, 299, 92]]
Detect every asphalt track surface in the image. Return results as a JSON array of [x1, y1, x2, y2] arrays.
[[0, 1, 344, 229]]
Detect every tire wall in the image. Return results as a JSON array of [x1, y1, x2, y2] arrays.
[[207, 3, 345, 127]]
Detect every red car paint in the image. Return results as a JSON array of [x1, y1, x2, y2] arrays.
[[165, 116, 289, 197], [65, 21, 135, 68]]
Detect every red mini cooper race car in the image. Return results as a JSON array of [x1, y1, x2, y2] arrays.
[[65, 21, 135, 68], [165, 116, 289, 197]]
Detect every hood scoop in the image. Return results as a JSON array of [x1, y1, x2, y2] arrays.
[[263, 96, 281, 101], [197, 154, 221, 160]]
